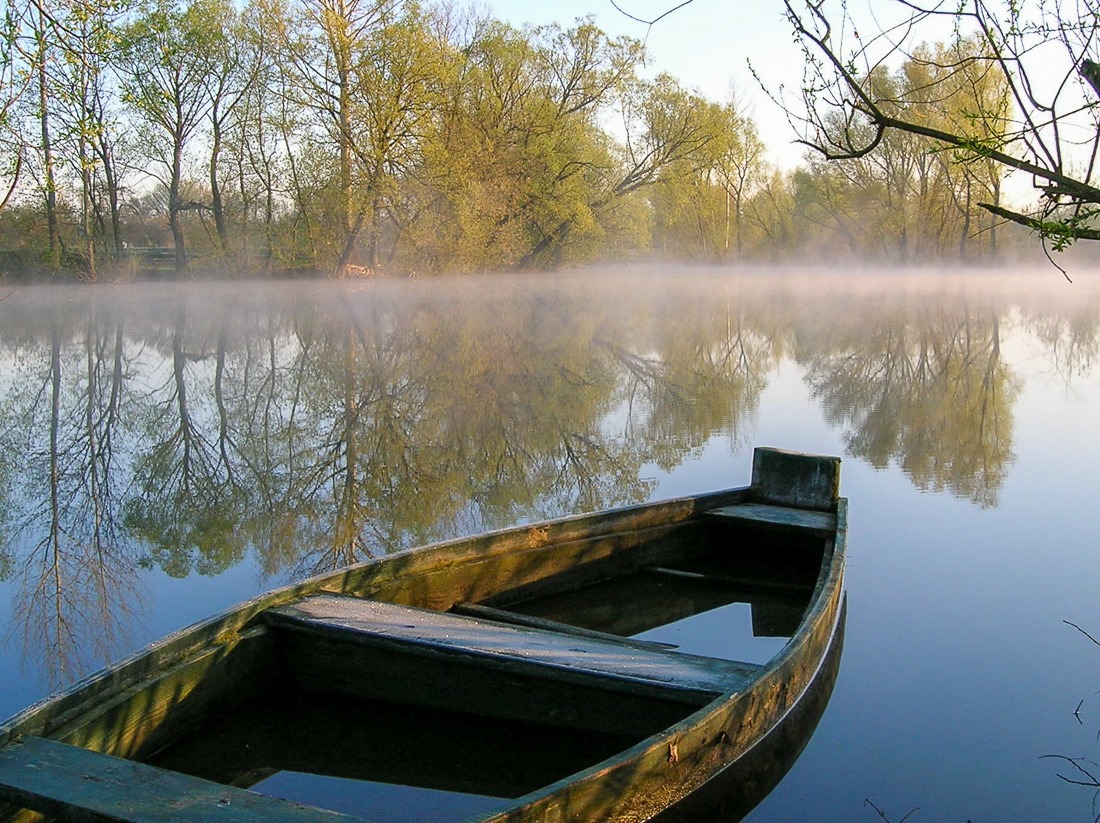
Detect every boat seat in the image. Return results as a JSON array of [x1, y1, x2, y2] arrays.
[[0, 735, 369, 823], [263, 594, 761, 736], [705, 502, 836, 536]]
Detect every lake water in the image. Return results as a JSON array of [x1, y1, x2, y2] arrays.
[[1, 267, 1099, 821]]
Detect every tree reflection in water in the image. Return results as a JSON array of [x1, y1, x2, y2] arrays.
[[1, 306, 138, 686], [0, 272, 1099, 686], [796, 295, 1017, 507]]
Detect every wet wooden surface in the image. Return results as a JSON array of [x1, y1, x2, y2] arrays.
[[706, 502, 837, 535], [450, 602, 679, 650], [266, 595, 760, 698], [750, 448, 841, 511], [0, 736, 368, 823]]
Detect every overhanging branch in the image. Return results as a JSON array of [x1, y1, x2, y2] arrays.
[[979, 202, 1100, 242]]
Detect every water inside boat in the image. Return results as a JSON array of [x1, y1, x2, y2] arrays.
[[148, 691, 636, 822]]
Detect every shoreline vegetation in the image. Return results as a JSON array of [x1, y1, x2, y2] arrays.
[[0, 1, 1091, 282]]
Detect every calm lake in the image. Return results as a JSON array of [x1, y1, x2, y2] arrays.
[[1, 267, 1099, 821]]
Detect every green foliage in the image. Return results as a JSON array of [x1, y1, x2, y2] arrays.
[[1038, 209, 1100, 252], [0, 0, 1047, 270]]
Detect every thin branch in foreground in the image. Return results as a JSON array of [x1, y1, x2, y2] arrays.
[[1041, 754, 1100, 787], [864, 798, 921, 823], [1041, 238, 1073, 283], [1065, 619, 1100, 647], [608, 0, 694, 27]]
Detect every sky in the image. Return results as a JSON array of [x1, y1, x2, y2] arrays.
[[484, 0, 809, 169]]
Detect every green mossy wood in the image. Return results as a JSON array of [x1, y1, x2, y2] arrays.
[[0, 736, 369, 823]]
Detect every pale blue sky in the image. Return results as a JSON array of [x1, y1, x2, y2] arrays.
[[483, 0, 807, 168]]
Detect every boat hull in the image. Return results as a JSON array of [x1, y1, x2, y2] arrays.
[[0, 448, 847, 822]]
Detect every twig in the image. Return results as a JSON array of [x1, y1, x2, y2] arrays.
[[1042, 754, 1100, 787], [1041, 238, 1073, 283], [864, 798, 921, 822], [1065, 619, 1100, 647], [608, 0, 694, 26]]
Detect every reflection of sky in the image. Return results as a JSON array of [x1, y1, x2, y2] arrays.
[[254, 772, 509, 823], [635, 602, 790, 665], [2, 272, 1100, 822]]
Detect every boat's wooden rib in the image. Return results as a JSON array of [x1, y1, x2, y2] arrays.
[[450, 601, 679, 650], [705, 501, 837, 535], [0, 736, 366, 823]]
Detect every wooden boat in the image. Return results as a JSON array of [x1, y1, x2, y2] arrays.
[[0, 447, 846, 823]]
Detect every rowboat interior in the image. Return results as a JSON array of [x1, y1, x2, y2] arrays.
[[0, 447, 847, 823]]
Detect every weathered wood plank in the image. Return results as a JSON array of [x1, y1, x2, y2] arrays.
[[450, 602, 679, 650], [0, 736, 369, 823], [267, 595, 757, 698], [705, 502, 836, 535], [263, 595, 762, 737], [750, 447, 840, 511]]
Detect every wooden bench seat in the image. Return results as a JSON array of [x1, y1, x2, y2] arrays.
[[0, 735, 368, 823], [705, 502, 836, 536], [263, 595, 761, 736]]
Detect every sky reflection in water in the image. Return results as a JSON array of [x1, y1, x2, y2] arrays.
[[1, 268, 1099, 821]]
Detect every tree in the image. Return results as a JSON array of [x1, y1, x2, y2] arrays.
[[201, 0, 249, 256], [714, 97, 766, 257], [265, 0, 399, 274], [404, 17, 646, 272], [117, 0, 225, 272], [777, 0, 1100, 266], [646, 98, 769, 261], [49, 0, 133, 278], [515, 69, 722, 268], [0, 3, 28, 213], [13, 0, 62, 267], [789, 64, 959, 261]]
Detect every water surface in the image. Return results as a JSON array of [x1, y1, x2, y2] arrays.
[[1, 268, 1098, 821]]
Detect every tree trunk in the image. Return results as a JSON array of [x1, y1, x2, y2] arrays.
[[335, 210, 366, 275], [989, 176, 999, 260], [169, 138, 187, 273], [35, 1, 60, 270], [959, 177, 972, 263], [98, 132, 123, 262], [210, 103, 229, 254]]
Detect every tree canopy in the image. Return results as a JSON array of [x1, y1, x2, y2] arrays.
[[0, 0, 1077, 278]]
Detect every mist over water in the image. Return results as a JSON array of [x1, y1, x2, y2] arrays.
[[1, 266, 1099, 821]]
